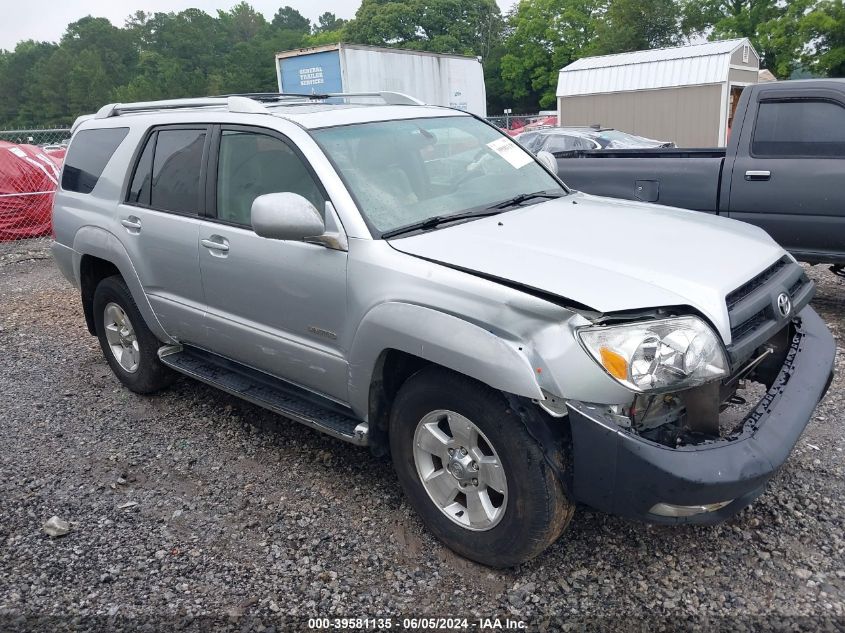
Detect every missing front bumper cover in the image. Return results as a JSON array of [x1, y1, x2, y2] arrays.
[[563, 307, 834, 523], [592, 320, 797, 448]]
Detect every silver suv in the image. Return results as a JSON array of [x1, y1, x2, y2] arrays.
[[52, 93, 835, 567]]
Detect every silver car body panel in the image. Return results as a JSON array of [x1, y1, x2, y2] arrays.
[[389, 192, 785, 344], [56, 223, 173, 344], [344, 238, 634, 417], [195, 218, 350, 403], [53, 101, 792, 421]]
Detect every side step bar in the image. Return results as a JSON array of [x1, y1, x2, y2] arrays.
[[158, 345, 368, 446]]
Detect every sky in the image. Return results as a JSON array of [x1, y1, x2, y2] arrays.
[[0, 0, 517, 51]]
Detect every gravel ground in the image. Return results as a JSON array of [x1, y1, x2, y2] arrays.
[[1, 238, 843, 632]]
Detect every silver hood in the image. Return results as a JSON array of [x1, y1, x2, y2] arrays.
[[389, 192, 786, 342]]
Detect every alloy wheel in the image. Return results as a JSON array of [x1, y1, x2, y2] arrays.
[[412, 409, 508, 531]]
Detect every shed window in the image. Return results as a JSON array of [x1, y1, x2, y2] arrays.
[[742, 45, 750, 63]]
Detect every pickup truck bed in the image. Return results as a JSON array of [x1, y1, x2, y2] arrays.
[[554, 80, 845, 266], [558, 148, 725, 212]]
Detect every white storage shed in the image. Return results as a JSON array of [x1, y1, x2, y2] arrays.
[[556, 38, 760, 147]]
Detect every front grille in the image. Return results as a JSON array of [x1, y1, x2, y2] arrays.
[[725, 258, 813, 365], [731, 310, 768, 340], [726, 256, 789, 310], [788, 273, 809, 298]]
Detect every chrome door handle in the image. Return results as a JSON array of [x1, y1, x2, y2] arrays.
[[201, 237, 229, 252], [121, 217, 142, 230], [744, 170, 771, 181]]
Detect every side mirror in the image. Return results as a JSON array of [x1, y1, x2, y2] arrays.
[[251, 192, 325, 241], [536, 151, 558, 175]]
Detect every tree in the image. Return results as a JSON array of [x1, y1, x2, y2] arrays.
[[682, 0, 804, 77], [218, 2, 267, 43], [272, 6, 311, 34], [56, 17, 139, 113], [314, 12, 347, 34], [590, 0, 685, 55], [114, 9, 227, 101], [500, 0, 601, 110], [800, 0, 845, 76], [344, 0, 503, 58], [0, 40, 59, 126]]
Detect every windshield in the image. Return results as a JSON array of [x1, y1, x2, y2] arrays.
[[311, 116, 566, 235]]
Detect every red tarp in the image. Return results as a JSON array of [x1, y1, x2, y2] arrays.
[[44, 147, 67, 164], [0, 141, 61, 241]]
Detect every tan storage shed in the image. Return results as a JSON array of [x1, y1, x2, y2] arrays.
[[556, 39, 759, 147]]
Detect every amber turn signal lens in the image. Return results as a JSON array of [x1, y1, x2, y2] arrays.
[[599, 347, 628, 380]]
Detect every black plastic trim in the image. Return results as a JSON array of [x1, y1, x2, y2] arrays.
[[566, 307, 834, 524]]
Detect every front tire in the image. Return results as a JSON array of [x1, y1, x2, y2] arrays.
[[93, 275, 174, 394], [389, 367, 573, 567]]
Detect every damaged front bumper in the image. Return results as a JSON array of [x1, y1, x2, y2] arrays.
[[566, 307, 835, 524]]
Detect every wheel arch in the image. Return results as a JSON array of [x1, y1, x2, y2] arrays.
[[73, 226, 171, 342], [79, 255, 120, 335], [349, 302, 543, 452]]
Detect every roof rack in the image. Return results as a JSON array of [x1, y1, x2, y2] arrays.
[[218, 91, 425, 106], [325, 92, 425, 106], [93, 91, 424, 119]]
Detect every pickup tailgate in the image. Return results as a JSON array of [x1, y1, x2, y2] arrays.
[[555, 149, 725, 212]]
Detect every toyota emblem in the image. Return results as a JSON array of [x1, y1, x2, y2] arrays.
[[777, 292, 792, 318]]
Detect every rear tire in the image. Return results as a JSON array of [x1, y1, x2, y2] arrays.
[[389, 366, 573, 567], [93, 275, 174, 394]]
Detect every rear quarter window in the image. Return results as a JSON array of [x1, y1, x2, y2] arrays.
[[61, 128, 129, 194]]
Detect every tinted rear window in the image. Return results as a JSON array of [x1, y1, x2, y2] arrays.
[[752, 100, 845, 157], [61, 128, 129, 193]]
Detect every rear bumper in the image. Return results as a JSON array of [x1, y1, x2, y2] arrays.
[[51, 241, 78, 288], [566, 307, 835, 524]]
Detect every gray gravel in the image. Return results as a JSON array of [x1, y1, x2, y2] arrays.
[[1, 238, 844, 631]]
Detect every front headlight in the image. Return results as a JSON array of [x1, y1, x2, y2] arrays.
[[577, 316, 728, 393]]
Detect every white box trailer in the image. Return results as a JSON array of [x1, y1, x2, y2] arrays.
[[275, 43, 487, 117]]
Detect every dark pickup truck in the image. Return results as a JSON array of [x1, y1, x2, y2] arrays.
[[554, 79, 845, 268]]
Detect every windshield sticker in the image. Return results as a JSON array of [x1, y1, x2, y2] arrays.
[[486, 137, 534, 169]]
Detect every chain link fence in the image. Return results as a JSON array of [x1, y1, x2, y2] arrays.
[[0, 128, 71, 242], [486, 113, 557, 134]]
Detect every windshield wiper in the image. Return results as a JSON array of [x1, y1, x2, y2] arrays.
[[381, 209, 504, 239], [489, 190, 566, 210]]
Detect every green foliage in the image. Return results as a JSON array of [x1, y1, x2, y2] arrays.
[[0, 5, 316, 127], [498, 0, 843, 112], [272, 6, 311, 33], [0, 40, 58, 126], [314, 12, 347, 33], [344, 0, 503, 57], [801, 0, 845, 76], [500, 0, 601, 110], [0, 0, 842, 125], [304, 30, 345, 46], [681, 0, 811, 77], [590, 0, 686, 55]]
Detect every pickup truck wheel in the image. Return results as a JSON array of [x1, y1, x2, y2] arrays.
[[93, 275, 174, 394], [389, 367, 572, 567]]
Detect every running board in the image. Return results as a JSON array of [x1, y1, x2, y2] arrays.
[[158, 345, 368, 446]]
